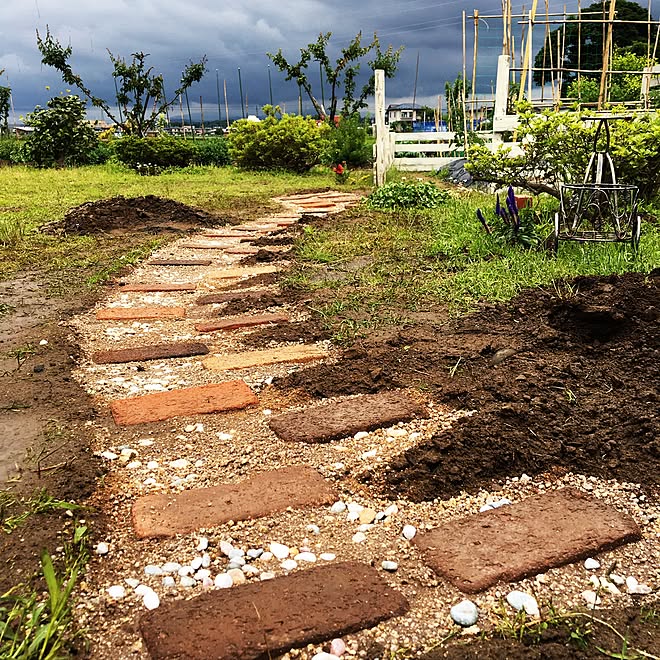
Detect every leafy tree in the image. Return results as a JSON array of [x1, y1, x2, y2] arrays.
[[567, 48, 649, 103], [533, 0, 650, 96], [0, 69, 10, 136], [268, 32, 403, 122], [25, 94, 98, 167], [37, 27, 206, 137]]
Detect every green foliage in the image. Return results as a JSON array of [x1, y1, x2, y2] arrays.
[[567, 48, 649, 104], [533, 0, 650, 95], [468, 104, 660, 201], [366, 181, 449, 210], [268, 32, 403, 122], [113, 135, 195, 169], [25, 95, 98, 168], [477, 189, 544, 248], [326, 115, 372, 167], [191, 137, 230, 166], [227, 110, 331, 173], [37, 26, 207, 137], [0, 137, 19, 161]]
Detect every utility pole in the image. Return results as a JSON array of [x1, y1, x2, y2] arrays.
[[215, 69, 222, 129], [238, 67, 246, 119]]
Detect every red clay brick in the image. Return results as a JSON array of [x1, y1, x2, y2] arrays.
[[110, 380, 257, 426], [224, 246, 259, 255], [414, 488, 642, 593], [119, 283, 197, 292], [203, 344, 327, 371], [269, 390, 428, 443], [148, 259, 212, 266], [96, 307, 186, 320], [183, 241, 233, 249], [93, 342, 209, 364], [132, 465, 336, 538], [194, 313, 289, 333], [140, 561, 409, 660]]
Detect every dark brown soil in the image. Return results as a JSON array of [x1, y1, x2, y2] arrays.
[[45, 195, 228, 235], [251, 234, 295, 247], [276, 271, 660, 500], [220, 293, 289, 315], [241, 317, 329, 346], [238, 247, 293, 265]]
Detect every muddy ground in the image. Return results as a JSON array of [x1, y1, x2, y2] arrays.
[[1, 195, 658, 658]]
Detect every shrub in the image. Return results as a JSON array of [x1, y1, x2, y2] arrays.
[[0, 137, 18, 161], [227, 108, 331, 173], [192, 137, 230, 166], [113, 135, 195, 169], [326, 115, 372, 167], [366, 181, 449, 210], [25, 95, 98, 167]]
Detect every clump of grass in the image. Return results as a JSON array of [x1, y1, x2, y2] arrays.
[[0, 523, 89, 658], [366, 181, 449, 210], [0, 218, 28, 246], [0, 489, 81, 534]]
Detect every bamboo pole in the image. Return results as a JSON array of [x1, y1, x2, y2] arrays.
[[200, 95, 205, 135], [472, 10, 479, 128], [223, 79, 230, 128], [577, 0, 582, 95], [462, 9, 468, 138], [560, 5, 567, 101], [598, 0, 617, 109], [519, 0, 540, 101]]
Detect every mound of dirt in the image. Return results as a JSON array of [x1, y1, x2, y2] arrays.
[[49, 195, 227, 235], [276, 271, 659, 500]]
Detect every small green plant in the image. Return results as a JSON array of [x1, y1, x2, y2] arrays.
[[6, 343, 36, 371], [0, 218, 28, 246], [0, 524, 88, 658], [0, 489, 81, 533], [366, 181, 449, 210]]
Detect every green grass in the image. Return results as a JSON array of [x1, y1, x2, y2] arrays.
[[284, 191, 659, 339], [0, 162, 363, 290]]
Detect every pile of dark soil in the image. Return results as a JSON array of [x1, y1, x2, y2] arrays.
[[48, 195, 226, 235], [276, 271, 659, 500], [239, 248, 292, 266]]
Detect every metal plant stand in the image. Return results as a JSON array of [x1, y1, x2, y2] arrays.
[[553, 116, 641, 253]]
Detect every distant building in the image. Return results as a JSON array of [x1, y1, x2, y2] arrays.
[[385, 103, 423, 125]]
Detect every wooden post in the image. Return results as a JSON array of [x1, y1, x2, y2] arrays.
[[598, 0, 617, 109], [519, 0, 539, 102], [200, 95, 205, 136], [223, 79, 230, 128], [472, 10, 479, 129], [374, 69, 387, 187]]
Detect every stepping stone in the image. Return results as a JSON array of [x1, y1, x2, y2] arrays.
[[93, 342, 209, 365], [194, 313, 289, 333], [414, 488, 642, 594], [110, 380, 257, 426], [206, 265, 279, 280], [148, 259, 212, 266], [195, 290, 272, 305], [119, 283, 197, 292], [201, 231, 253, 238], [269, 390, 428, 444], [132, 465, 336, 538], [224, 246, 259, 255], [203, 345, 327, 372], [96, 306, 186, 321], [183, 241, 234, 249], [140, 561, 409, 660]]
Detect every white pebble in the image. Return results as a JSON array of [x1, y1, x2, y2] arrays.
[[201, 553, 211, 568], [242, 565, 260, 576], [107, 585, 126, 600], [95, 542, 110, 555], [360, 449, 377, 460], [125, 578, 140, 589], [214, 573, 233, 588], [589, 575, 600, 589], [126, 461, 142, 469], [196, 537, 209, 552], [100, 451, 118, 461], [142, 589, 160, 610], [269, 542, 290, 560], [190, 557, 203, 570], [402, 525, 417, 540], [227, 568, 246, 585], [162, 576, 175, 587], [506, 591, 540, 616], [383, 504, 399, 517], [281, 559, 298, 571], [609, 573, 625, 586], [584, 558, 601, 570], [39, 339, 48, 346], [346, 512, 360, 522], [194, 569, 211, 581], [260, 571, 276, 581], [320, 553, 336, 561], [138, 439, 154, 447], [387, 428, 408, 438], [169, 458, 190, 469], [161, 562, 181, 574], [450, 600, 479, 627], [351, 532, 366, 543], [582, 590, 602, 606], [381, 561, 398, 572], [178, 566, 193, 577], [144, 565, 163, 576], [354, 431, 369, 440], [295, 552, 317, 563], [306, 524, 321, 535], [330, 638, 346, 656], [330, 501, 346, 514], [259, 552, 273, 562], [146, 461, 159, 470], [184, 425, 195, 432], [179, 576, 196, 588], [220, 541, 234, 557], [347, 502, 364, 514]]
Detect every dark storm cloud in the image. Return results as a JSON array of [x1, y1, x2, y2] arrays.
[[3, 0, 577, 120]]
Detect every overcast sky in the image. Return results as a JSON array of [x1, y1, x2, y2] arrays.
[[3, 0, 582, 122]]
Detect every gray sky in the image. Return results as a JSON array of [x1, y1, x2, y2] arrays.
[[3, 0, 580, 122]]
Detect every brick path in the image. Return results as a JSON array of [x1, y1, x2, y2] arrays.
[[74, 190, 644, 659]]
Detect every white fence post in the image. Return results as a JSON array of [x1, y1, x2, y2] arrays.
[[374, 69, 387, 187]]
